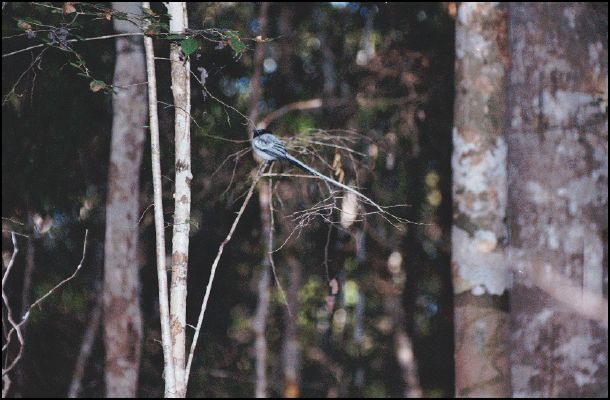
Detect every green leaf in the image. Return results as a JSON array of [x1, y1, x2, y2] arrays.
[[180, 38, 199, 57], [226, 31, 246, 55]]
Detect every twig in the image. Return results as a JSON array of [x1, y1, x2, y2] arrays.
[[511, 251, 609, 327], [2, 230, 89, 377], [2, 32, 145, 58], [258, 98, 350, 129], [184, 165, 266, 387], [1, 233, 21, 380], [2, 47, 47, 106], [67, 282, 102, 398]]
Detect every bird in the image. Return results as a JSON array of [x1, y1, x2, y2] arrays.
[[251, 128, 314, 174], [251, 128, 375, 206]]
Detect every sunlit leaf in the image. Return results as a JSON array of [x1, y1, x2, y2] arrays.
[[226, 31, 246, 55], [180, 38, 199, 57]]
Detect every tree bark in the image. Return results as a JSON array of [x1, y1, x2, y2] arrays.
[[167, 2, 191, 396], [379, 251, 423, 398], [248, 3, 271, 398], [143, 1, 178, 395], [248, 2, 269, 130], [68, 241, 104, 398], [283, 254, 301, 398], [452, 3, 511, 397], [68, 284, 102, 398], [507, 3, 608, 397], [103, 2, 146, 397]]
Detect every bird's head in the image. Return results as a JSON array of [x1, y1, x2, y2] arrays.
[[252, 128, 272, 138]]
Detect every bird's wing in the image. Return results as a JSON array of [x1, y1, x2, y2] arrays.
[[254, 133, 288, 159]]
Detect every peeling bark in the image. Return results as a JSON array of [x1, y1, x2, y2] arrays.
[[103, 2, 146, 397], [452, 3, 511, 397], [507, 3, 608, 397]]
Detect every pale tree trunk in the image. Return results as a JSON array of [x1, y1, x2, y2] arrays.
[[167, 2, 191, 397], [16, 213, 35, 393], [507, 3, 608, 397], [103, 2, 146, 397], [452, 3, 511, 397], [142, 1, 178, 396]]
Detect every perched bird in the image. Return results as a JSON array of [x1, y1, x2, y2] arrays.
[[251, 128, 314, 174], [251, 128, 372, 204]]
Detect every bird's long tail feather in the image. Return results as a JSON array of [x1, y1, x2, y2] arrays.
[[285, 154, 379, 210]]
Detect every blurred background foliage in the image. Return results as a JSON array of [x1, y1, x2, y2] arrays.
[[2, 2, 455, 397]]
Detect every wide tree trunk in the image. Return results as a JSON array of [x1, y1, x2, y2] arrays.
[[451, 3, 511, 397], [103, 2, 147, 397], [507, 3, 608, 397]]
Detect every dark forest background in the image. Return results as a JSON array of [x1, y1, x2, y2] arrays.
[[3, 3, 454, 397]]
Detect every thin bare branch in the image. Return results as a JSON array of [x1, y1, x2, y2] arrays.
[[2, 32, 145, 58], [67, 284, 102, 398], [2, 47, 47, 106], [2, 230, 88, 377], [185, 165, 265, 387], [511, 251, 609, 328]]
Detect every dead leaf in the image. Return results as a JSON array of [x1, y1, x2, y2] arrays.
[[332, 152, 345, 183], [63, 2, 78, 15], [17, 21, 32, 30]]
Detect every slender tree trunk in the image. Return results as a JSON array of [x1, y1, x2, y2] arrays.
[[167, 2, 191, 396], [507, 3, 608, 396], [68, 241, 104, 398], [248, 3, 271, 398], [248, 2, 269, 129], [253, 240, 271, 398], [452, 3, 511, 397], [143, 1, 178, 396], [16, 213, 35, 394], [379, 251, 423, 398], [283, 254, 301, 398], [103, 2, 146, 397], [68, 284, 102, 398]]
